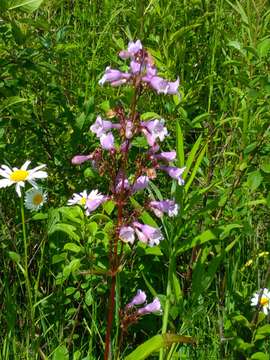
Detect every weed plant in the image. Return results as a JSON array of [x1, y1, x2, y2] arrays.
[[0, 0, 269, 359]]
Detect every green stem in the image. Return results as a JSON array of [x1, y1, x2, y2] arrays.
[[159, 254, 175, 360], [20, 196, 34, 348]]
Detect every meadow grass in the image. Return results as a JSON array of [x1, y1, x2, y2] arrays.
[[0, 0, 269, 359]]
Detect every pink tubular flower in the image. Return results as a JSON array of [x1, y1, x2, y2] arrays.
[[98, 67, 131, 86], [141, 119, 168, 146], [100, 133, 114, 150], [132, 175, 149, 193], [85, 190, 107, 215], [149, 200, 179, 218], [149, 76, 180, 95], [138, 298, 161, 315], [127, 289, 147, 308], [159, 165, 185, 186], [119, 226, 135, 244], [71, 155, 92, 165], [133, 221, 164, 246], [90, 116, 114, 138], [130, 60, 141, 74], [119, 40, 142, 59], [153, 151, 176, 162]]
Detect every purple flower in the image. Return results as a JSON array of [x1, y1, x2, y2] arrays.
[[85, 190, 107, 215], [149, 200, 179, 218], [149, 76, 180, 95], [141, 119, 168, 146], [138, 298, 161, 315], [115, 176, 130, 193], [125, 120, 134, 139], [99, 67, 131, 86], [100, 133, 114, 150], [90, 116, 115, 138], [132, 175, 149, 193], [153, 151, 176, 162], [133, 221, 164, 246], [159, 165, 185, 185], [127, 289, 147, 308], [119, 40, 142, 59], [71, 155, 92, 165], [119, 226, 135, 244], [130, 60, 141, 74]]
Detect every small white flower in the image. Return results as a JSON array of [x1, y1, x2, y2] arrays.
[[0, 161, 47, 197], [24, 188, 47, 211], [68, 190, 89, 206], [251, 288, 270, 315]]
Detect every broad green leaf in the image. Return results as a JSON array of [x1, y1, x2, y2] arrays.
[[251, 352, 269, 360], [124, 334, 194, 360], [64, 243, 82, 253], [247, 171, 262, 191], [52, 345, 69, 360], [169, 24, 201, 44], [103, 200, 115, 215], [7, 0, 44, 12], [232, 314, 251, 328], [49, 223, 80, 242], [255, 324, 270, 342]]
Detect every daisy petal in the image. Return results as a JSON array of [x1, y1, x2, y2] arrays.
[[28, 171, 48, 179], [0, 178, 12, 188], [15, 183, 22, 197], [1, 165, 12, 174], [0, 169, 10, 178], [21, 160, 31, 170]]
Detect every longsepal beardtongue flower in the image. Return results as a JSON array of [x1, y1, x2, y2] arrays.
[[159, 165, 186, 186], [126, 289, 147, 308], [133, 221, 164, 246], [0, 161, 47, 197], [149, 200, 179, 218], [251, 288, 270, 315]]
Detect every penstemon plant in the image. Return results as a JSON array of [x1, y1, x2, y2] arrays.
[[70, 40, 186, 359]]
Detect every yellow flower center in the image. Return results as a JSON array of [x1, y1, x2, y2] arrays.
[[80, 197, 87, 205], [10, 169, 29, 182], [260, 297, 269, 306], [33, 193, 43, 205]]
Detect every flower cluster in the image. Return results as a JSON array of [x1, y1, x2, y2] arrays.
[[120, 289, 162, 333], [251, 288, 270, 315], [70, 40, 186, 247], [100, 40, 180, 95]]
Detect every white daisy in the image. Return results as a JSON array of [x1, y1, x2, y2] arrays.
[[68, 190, 89, 207], [251, 288, 270, 315], [0, 161, 48, 197], [24, 187, 47, 211]]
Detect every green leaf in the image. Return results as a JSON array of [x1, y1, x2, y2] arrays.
[[7, 0, 44, 12], [103, 200, 115, 215], [64, 243, 82, 253], [182, 135, 202, 181], [0, 96, 27, 113], [169, 24, 201, 44], [257, 37, 270, 58], [176, 229, 217, 255], [232, 314, 251, 328], [8, 251, 21, 263], [255, 324, 270, 342], [124, 334, 194, 360], [176, 121, 185, 168], [49, 223, 80, 242], [247, 171, 262, 191], [251, 352, 269, 360], [52, 345, 69, 360], [140, 112, 161, 120], [185, 143, 207, 192], [85, 289, 93, 306]]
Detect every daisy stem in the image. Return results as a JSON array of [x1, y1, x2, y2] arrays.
[[20, 197, 34, 342]]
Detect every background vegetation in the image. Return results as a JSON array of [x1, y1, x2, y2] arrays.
[[0, 0, 269, 359]]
